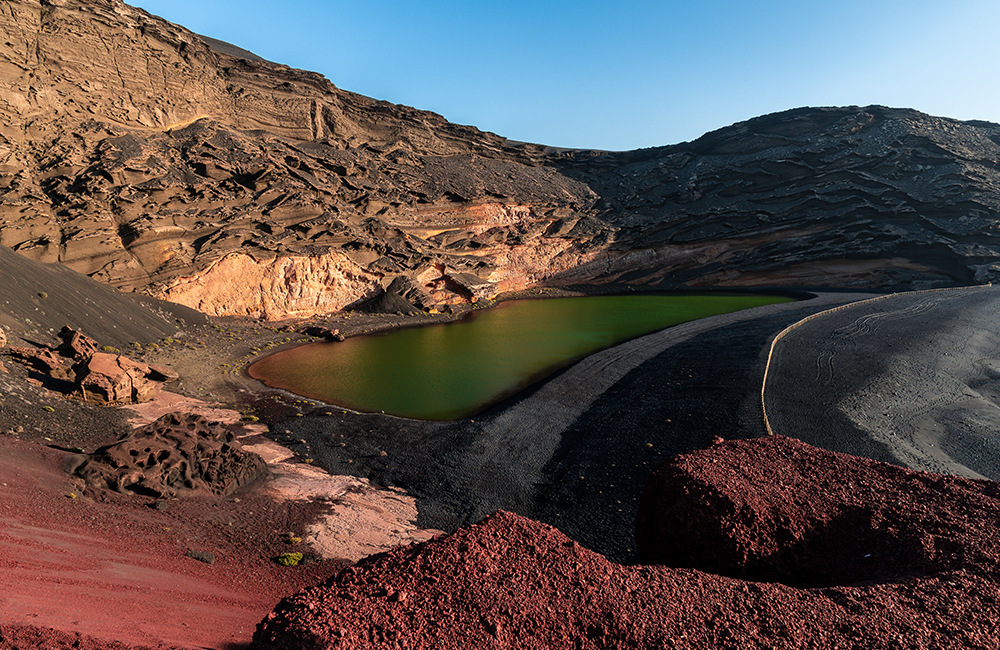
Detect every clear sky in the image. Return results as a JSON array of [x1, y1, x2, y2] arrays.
[[133, 0, 1000, 151]]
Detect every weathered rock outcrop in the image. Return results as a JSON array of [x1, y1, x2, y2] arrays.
[[5, 325, 175, 404], [252, 438, 1000, 649], [3, 0, 1000, 319], [55, 325, 99, 360], [73, 351, 161, 404], [74, 412, 267, 498], [7, 345, 71, 380]]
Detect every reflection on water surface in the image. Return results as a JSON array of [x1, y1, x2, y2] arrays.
[[249, 293, 794, 420]]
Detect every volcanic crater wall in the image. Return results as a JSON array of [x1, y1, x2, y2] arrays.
[[3, 0, 1000, 318]]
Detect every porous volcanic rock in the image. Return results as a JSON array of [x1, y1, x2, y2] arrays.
[[75, 412, 267, 498], [634, 435, 1000, 587], [253, 438, 1000, 649]]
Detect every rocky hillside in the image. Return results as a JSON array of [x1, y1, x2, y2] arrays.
[[2, 0, 1000, 319]]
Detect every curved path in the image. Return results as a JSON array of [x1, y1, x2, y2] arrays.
[[764, 284, 1000, 481], [287, 291, 878, 562]]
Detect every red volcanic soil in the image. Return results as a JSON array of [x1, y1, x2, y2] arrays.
[[635, 434, 1000, 587], [253, 436, 1000, 649], [0, 435, 343, 650]]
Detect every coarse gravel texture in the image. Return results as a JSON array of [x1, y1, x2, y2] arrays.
[[253, 436, 1000, 649]]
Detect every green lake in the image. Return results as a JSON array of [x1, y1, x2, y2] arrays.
[[248, 293, 794, 420]]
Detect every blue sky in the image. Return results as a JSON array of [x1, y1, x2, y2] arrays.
[[134, 0, 1000, 151]]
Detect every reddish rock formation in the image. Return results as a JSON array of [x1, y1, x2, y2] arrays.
[[5, 325, 176, 404], [252, 438, 1000, 649], [7, 345, 72, 380], [74, 412, 267, 498], [55, 325, 99, 360], [72, 352, 162, 404]]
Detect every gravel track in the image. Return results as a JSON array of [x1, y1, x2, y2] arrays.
[[765, 284, 1000, 479]]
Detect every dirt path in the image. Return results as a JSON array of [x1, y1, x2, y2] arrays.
[[765, 284, 1000, 479]]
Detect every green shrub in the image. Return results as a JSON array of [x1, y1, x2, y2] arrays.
[[276, 552, 303, 566]]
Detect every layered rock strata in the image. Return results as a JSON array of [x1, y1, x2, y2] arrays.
[[252, 437, 1000, 649], [2, 0, 1000, 319]]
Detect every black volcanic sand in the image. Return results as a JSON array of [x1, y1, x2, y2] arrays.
[[766, 284, 1000, 480], [274, 292, 880, 563]]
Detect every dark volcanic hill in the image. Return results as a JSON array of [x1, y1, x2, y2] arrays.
[[2, 0, 1000, 319]]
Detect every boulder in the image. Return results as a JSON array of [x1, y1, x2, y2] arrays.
[[7, 346, 72, 381], [146, 363, 180, 382], [73, 352, 161, 404], [75, 412, 268, 499], [0, 326, 6, 348], [298, 326, 340, 340], [56, 326, 100, 360]]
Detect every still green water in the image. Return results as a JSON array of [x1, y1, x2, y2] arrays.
[[249, 293, 793, 420]]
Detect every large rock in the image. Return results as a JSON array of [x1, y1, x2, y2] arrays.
[[0, 326, 6, 348], [75, 412, 267, 498], [72, 352, 161, 404], [55, 326, 99, 360], [6, 346, 72, 381]]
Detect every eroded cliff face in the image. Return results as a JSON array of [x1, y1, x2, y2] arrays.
[[3, 0, 1000, 318]]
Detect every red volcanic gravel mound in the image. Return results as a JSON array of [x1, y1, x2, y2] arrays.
[[635, 435, 1000, 587], [253, 437, 1000, 649]]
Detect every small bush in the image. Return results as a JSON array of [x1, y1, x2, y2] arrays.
[[276, 552, 303, 566]]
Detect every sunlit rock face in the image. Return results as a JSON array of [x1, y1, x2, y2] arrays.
[[3, 0, 1000, 318]]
